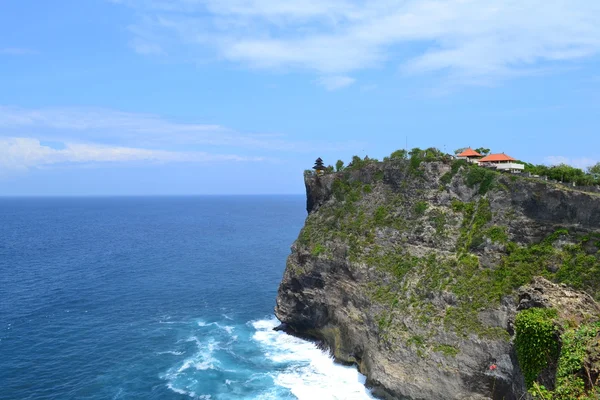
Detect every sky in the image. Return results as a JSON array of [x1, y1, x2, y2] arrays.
[[1, 0, 599, 195]]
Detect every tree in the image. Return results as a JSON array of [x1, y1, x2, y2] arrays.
[[424, 147, 443, 161], [335, 159, 344, 172], [313, 157, 325, 171], [409, 147, 424, 158], [454, 147, 467, 155], [390, 149, 407, 159], [588, 162, 600, 180], [475, 147, 491, 156]]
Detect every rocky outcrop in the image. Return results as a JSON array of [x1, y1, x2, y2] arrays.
[[518, 277, 600, 320], [276, 159, 600, 399]]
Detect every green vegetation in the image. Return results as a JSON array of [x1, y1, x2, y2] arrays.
[[406, 147, 448, 174], [455, 198, 492, 252], [390, 149, 408, 160], [414, 201, 429, 215], [465, 166, 497, 195], [516, 311, 600, 399], [515, 308, 560, 387], [409, 148, 424, 171], [344, 155, 380, 171], [432, 344, 460, 357], [484, 226, 509, 244], [374, 206, 387, 226], [524, 162, 600, 186], [311, 244, 326, 256], [440, 159, 468, 185], [548, 322, 600, 399], [589, 162, 600, 180], [431, 210, 448, 236], [299, 151, 600, 375], [320, 147, 599, 188], [491, 232, 600, 301]]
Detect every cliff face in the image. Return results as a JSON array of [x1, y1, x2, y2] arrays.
[[275, 159, 600, 400]]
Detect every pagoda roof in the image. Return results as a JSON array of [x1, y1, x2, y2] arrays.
[[457, 148, 482, 157], [479, 153, 517, 162]]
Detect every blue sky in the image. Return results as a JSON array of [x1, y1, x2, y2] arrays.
[[1, 0, 599, 195]]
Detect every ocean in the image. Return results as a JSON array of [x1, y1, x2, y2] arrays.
[[0, 196, 374, 400]]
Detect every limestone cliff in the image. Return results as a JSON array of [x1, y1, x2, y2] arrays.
[[275, 157, 600, 399]]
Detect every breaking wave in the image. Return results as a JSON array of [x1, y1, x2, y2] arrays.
[[160, 316, 375, 399]]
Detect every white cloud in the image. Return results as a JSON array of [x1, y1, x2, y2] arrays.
[[316, 75, 356, 91], [544, 156, 597, 169], [0, 137, 261, 173], [0, 105, 361, 152], [112, 0, 600, 84]]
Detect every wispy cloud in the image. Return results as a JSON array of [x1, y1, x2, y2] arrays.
[[0, 106, 360, 152], [544, 156, 598, 169], [112, 0, 600, 85], [0, 137, 262, 173], [0, 105, 364, 173]]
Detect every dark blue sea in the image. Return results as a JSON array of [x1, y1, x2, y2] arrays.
[[0, 196, 374, 400]]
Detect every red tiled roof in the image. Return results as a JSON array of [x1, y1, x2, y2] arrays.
[[457, 148, 482, 157], [479, 153, 517, 162]]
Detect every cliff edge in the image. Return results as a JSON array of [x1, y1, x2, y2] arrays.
[[275, 157, 600, 399]]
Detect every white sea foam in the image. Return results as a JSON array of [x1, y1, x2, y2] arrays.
[[157, 350, 184, 356], [251, 318, 376, 400], [165, 317, 374, 399], [197, 321, 235, 335], [174, 338, 220, 373], [167, 382, 197, 398]]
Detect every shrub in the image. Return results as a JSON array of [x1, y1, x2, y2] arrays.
[[390, 149, 408, 159], [346, 155, 367, 171], [414, 201, 428, 215], [374, 206, 387, 226], [466, 166, 496, 194], [433, 344, 459, 357], [441, 159, 468, 185], [514, 308, 559, 388], [312, 244, 326, 256]]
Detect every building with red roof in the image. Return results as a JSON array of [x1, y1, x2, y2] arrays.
[[478, 153, 524, 172], [479, 153, 516, 163], [456, 148, 483, 163]]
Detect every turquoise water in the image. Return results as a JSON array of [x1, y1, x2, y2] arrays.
[[0, 196, 374, 400]]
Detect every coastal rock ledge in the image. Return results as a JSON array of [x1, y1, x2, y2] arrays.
[[275, 158, 600, 399]]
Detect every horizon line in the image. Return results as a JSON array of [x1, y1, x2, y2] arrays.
[[0, 193, 306, 198]]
